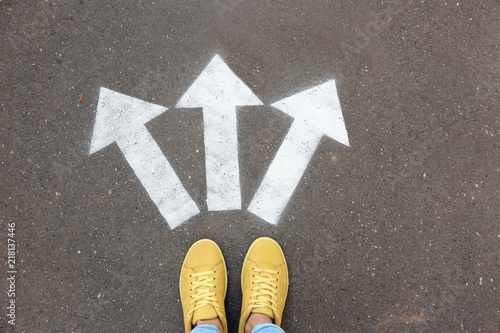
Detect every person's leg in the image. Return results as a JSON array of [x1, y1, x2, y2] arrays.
[[239, 237, 289, 333], [179, 239, 228, 333], [251, 323, 286, 333], [191, 324, 223, 333]]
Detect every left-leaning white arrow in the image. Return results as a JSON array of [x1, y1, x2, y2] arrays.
[[248, 80, 349, 225], [176, 54, 263, 211], [89, 87, 200, 228]]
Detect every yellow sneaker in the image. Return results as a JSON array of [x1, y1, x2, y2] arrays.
[[179, 239, 228, 333], [239, 237, 289, 333]]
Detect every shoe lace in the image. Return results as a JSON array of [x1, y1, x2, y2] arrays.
[[187, 271, 220, 317], [248, 267, 279, 313]]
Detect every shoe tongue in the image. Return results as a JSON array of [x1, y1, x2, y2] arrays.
[[252, 306, 274, 319], [192, 305, 218, 326], [250, 271, 276, 320]]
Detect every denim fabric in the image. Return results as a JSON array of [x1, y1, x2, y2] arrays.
[[190, 323, 285, 333], [252, 323, 286, 333], [191, 325, 222, 333]]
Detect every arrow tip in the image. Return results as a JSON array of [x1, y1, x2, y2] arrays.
[[89, 87, 168, 154], [176, 54, 263, 108], [271, 80, 349, 147]]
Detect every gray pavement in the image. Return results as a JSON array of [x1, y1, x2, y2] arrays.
[[1, 0, 499, 332]]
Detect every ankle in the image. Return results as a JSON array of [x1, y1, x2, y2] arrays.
[[196, 318, 223, 331], [244, 313, 273, 333]]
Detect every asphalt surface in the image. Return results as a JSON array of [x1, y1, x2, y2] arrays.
[[1, 0, 499, 332]]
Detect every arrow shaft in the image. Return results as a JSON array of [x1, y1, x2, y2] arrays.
[[248, 124, 322, 224], [203, 105, 241, 211], [116, 126, 199, 228]]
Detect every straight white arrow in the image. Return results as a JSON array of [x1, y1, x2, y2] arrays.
[[248, 80, 349, 225], [89, 87, 200, 229], [176, 54, 263, 211]]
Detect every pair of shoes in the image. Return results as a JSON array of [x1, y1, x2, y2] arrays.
[[179, 237, 288, 333]]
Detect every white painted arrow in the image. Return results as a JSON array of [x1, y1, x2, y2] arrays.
[[248, 80, 349, 225], [176, 54, 263, 211], [89, 87, 200, 228]]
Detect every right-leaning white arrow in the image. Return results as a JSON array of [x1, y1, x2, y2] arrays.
[[248, 80, 349, 225], [176, 54, 262, 211]]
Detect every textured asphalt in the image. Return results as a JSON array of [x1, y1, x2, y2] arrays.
[[1, 1, 499, 332]]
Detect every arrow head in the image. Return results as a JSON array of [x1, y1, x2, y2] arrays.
[[89, 87, 168, 154], [176, 54, 263, 108], [271, 80, 349, 147]]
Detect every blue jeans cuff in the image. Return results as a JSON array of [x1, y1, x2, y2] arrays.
[[191, 324, 222, 333], [252, 323, 286, 333]]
